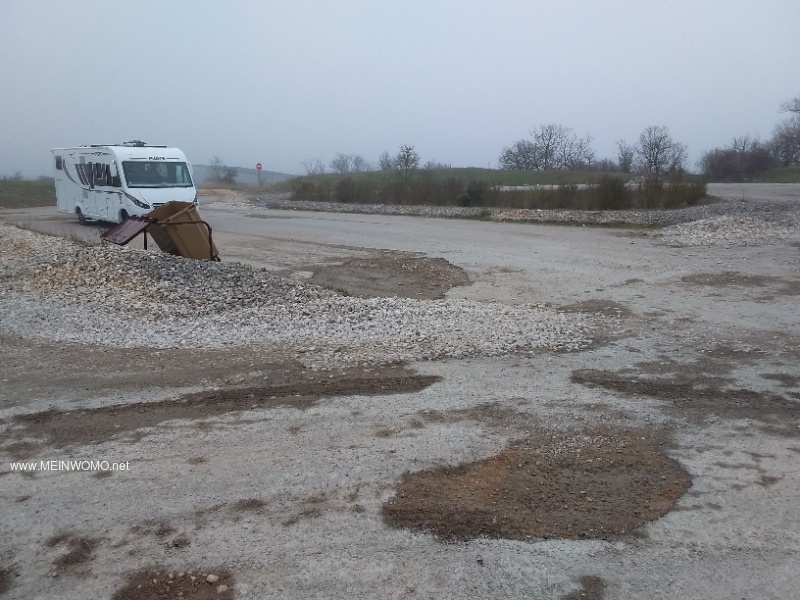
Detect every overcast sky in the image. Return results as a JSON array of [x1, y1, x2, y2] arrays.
[[1, 0, 799, 177]]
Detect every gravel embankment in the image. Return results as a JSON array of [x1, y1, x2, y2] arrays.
[[651, 211, 800, 246], [240, 193, 799, 229], [210, 193, 800, 246], [0, 225, 599, 365]]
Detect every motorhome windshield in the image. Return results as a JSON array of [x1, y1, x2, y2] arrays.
[[122, 161, 193, 188]]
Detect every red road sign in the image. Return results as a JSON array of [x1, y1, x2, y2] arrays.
[[256, 162, 263, 171]]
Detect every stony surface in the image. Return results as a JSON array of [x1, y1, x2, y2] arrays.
[[2, 193, 800, 600], [652, 212, 800, 247], [0, 224, 599, 366]]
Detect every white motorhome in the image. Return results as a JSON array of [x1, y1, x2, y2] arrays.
[[52, 141, 198, 223]]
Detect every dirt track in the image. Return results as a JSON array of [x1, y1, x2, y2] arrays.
[[1, 191, 800, 599]]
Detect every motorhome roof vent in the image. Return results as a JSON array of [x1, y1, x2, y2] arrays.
[[123, 140, 147, 147]]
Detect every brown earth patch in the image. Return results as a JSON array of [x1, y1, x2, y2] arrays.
[[418, 401, 522, 429], [111, 567, 234, 600], [0, 568, 11, 595], [282, 493, 327, 527], [6, 365, 439, 449], [561, 575, 607, 600], [760, 373, 800, 388], [560, 299, 632, 318], [682, 272, 773, 287], [45, 533, 100, 573], [231, 498, 266, 512], [382, 428, 690, 541], [681, 272, 800, 297], [310, 253, 469, 299], [572, 369, 800, 436]]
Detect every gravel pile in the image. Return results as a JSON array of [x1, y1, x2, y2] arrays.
[[0, 224, 600, 366], [651, 210, 800, 247]]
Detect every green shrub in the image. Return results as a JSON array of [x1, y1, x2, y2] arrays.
[[591, 176, 632, 210], [334, 177, 358, 203]]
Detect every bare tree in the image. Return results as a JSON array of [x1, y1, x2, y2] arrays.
[[616, 140, 635, 173], [301, 159, 325, 176], [499, 125, 593, 170], [498, 139, 538, 170], [395, 144, 419, 184], [771, 116, 800, 167], [330, 153, 353, 174], [531, 124, 566, 170], [350, 155, 371, 172], [208, 156, 237, 183], [378, 151, 395, 171], [423, 160, 451, 170], [209, 156, 226, 180], [635, 126, 686, 181], [699, 136, 773, 181], [330, 153, 371, 174], [781, 95, 800, 114], [770, 95, 800, 167]]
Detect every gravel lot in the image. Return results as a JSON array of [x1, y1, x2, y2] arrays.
[[1, 186, 799, 599]]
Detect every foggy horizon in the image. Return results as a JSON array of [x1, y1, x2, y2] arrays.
[[1, 1, 799, 178]]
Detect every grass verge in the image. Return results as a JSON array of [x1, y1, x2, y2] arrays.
[[0, 178, 55, 209]]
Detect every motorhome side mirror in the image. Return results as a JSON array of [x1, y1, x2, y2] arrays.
[[109, 164, 118, 178]]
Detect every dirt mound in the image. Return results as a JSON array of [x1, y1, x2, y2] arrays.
[[311, 254, 469, 299], [382, 429, 690, 541], [111, 567, 234, 600]]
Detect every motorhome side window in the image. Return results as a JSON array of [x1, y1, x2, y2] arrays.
[[91, 162, 120, 187], [122, 161, 193, 188], [75, 162, 93, 188], [55, 156, 63, 170]]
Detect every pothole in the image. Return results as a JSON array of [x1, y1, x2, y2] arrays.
[[310, 254, 469, 299], [560, 299, 632, 318], [382, 428, 690, 541], [45, 533, 101, 574], [111, 567, 234, 600]]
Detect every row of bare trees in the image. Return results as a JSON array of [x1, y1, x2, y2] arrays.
[[698, 96, 800, 181], [302, 145, 432, 183], [499, 123, 687, 182]]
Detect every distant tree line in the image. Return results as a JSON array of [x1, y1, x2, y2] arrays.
[[499, 124, 687, 183], [699, 96, 800, 181], [498, 94, 800, 182], [293, 93, 799, 190]]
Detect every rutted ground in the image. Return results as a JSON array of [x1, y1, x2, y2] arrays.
[[1, 194, 799, 599]]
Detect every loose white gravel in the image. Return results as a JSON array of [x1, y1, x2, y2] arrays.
[[652, 212, 800, 246], [3, 194, 796, 363], [0, 224, 599, 366]]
